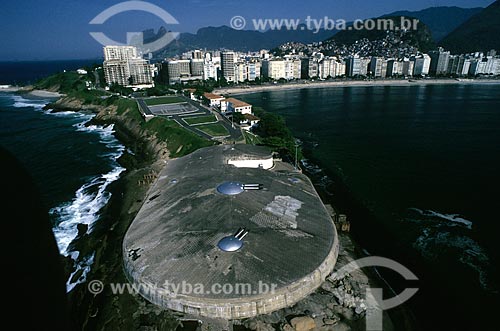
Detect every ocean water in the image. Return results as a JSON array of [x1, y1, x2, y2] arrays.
[[238, 84, 500, 330], [0, 92, 124, 291], [0, 59, 101, 85]]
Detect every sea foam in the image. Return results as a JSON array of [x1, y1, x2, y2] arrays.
[[11, 95, 48, 110], [43, 114, 125, 291], [409, 207, 473, 229], [413, 228, 493, 291]]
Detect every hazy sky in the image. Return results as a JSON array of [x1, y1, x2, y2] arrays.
[[0, 0, 495, 60]]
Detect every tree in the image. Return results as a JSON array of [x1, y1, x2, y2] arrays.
[[231, 112, 245, 124], [219, 77, 229, 87], [109, 83, 133, 96], [194, 88, 205, 99]]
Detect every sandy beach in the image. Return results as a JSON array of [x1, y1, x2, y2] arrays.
[[215, 78, 500, 96], [0, 86, 21, 93], [0, 86, 64, 98], [28, 89, 64, 98]]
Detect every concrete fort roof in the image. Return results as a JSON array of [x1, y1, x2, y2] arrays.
[[223, 144, 272, 161], [123, 145, 339, 319]]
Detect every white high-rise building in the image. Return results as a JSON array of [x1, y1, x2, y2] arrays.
[[221, 52, 237, 82], [190, 59, 204, 77], [247, 61, 261, 81], [461, 59, 473, 75], [318, 57, 344, 79], [104, 46, 138, 61], [263, 60, 285, 80], [203, 62, 218, 81], [285, 58, 301, 80], [386, 59, 404, 76], [235, 62, 248, 83], [402, 59, 414, 77], [370, 57, 385, 77], [192, 50, 203, 60], [164, 59, 199, 84], [492, 58, 500, 75], [103, 46, 153, 88], [335, 60, 346, 77], [262, 58, 301, 80], [412, 54, 431, 76], [359, 58, 371, 76], [429, 48, 450, 75], [484, 57, 499, 74], [346, 56, 362, 77], [318, 58, 333, 79], [468, 58, 488, 75]]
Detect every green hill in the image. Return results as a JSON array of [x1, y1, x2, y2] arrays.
[[328, 16, 435, 52], [440, 1, 500, 53], [385, 6, 483, 42]]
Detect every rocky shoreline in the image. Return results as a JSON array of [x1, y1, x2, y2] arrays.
[[42, 95, 180, 329], [43, 93, 415, 331]]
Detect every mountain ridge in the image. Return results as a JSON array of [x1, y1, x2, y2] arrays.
[[383, 6, 483, 42], [440, 1, 500, 53], [147, 6, 487, 58]]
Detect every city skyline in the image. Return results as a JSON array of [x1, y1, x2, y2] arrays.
[[0, 0, 495, 61]]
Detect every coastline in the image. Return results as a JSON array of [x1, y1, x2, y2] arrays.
[[45, 96, 181, 329], [0, 86, 21, 93], [301, 155, 419, 331], [214, 78, 500, 95], [19, 87, 416, 329], [29, 89, 65, 98], [0, 85, 64, 98]]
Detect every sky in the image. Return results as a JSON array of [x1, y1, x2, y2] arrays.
[[0, 0, 495, 61]]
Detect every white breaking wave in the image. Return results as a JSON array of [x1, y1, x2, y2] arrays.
[[11, 95, 48, 110], [73, 122, 126, 157], [414, 229, 493, 291], [47, 110, 91, 118], [48, 120, 125, 292], [66, 253, 95, 292], [409, 207, 473, 230], [50, 165, 124, 255], [407, 207, 496, 291], [8, 94, 126, 292], [300, 159, 322, 174]]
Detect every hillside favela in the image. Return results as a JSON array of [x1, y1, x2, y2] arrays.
[[1, 1, 499, 331]]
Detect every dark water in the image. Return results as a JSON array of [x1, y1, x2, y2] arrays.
[[0, 59, 101, 85], [0, 92, 124, 291], [238, 84, 500, 330]]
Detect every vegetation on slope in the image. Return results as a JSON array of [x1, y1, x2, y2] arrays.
[[329, 16, 436, 53], [440, 1, 500, 53], [252, 106, 302, 161], [37, 71, 214, 159], [384, 6, 483, 42]]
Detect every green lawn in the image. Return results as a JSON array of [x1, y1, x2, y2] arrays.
[[144, 96, 184, 106], [183, 115, 217, 126], [141, 117, 214, 157], [243, 130, 263, 145], [196, 124, 230, 137]]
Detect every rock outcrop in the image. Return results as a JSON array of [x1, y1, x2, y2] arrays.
[[290, 316, 316, 331]]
